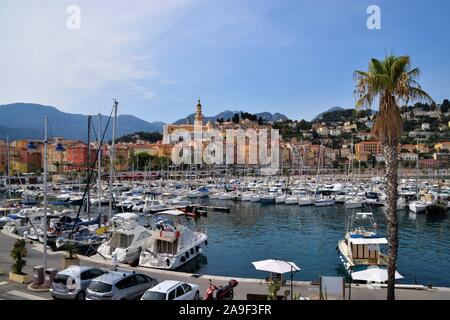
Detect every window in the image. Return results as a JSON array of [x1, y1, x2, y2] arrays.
[[168, 289, 176, 300], [176, 285, 185, 298], [89, 269, 106, 279], [135, 275, 149, 284], [53, 274, 69, 284], [89, 281, 112, 293], [119, 234, 134, 248], [116, 276, 136, 290], [141, 291, 166, 300], [80, 271, 90, 280], [181, 283, 191, 293]]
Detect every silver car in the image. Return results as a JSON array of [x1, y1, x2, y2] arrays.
[[50, 266, 107, 300], [86, 271, 158, 300]]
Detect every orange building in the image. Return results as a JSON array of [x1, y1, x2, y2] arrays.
[[355, 141, 382, 161]]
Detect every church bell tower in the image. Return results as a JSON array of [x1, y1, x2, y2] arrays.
[[194, 99, 203, 126]]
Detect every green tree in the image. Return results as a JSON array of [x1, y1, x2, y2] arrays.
[[10, 239, 27, 275], [441, 99, 450, 114], [355, 54, 432, 300]]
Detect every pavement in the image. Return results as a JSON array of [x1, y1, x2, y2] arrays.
[[0, 231, 449, 300]]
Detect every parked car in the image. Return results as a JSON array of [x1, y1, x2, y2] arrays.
[[141, 280, 200, 300], [86, 271, 157, 300], [50, 266, 107, 300]]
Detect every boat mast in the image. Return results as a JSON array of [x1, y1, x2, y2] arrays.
[[416, 138, 419, 200], [86, 115, 91, 219], [314, 143, 322, 195], [109, 99, 118, 220], [43, 116, 49, 270], [6, 135, 11, 199], [98, 114, 102, 224]]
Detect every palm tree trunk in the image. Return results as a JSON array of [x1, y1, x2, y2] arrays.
[[384, 143, 399, 300]]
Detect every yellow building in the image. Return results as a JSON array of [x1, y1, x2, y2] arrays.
[[0, 140, 7, 174], [434, 141, 450, 152]]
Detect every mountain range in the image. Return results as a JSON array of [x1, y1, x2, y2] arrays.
[[0, 103, 351, 142], [0, 103, 164, 142], [173, 110, 288, 125]]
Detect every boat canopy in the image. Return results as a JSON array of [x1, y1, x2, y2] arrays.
[[349, 238, 387, 245], [356, 212, 373, 216], [114, 212, 138, 220], [159, 209, 185, 216]]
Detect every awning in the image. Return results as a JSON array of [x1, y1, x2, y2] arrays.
[[159, 209, 185, 216], [349, 237, 388, 245]]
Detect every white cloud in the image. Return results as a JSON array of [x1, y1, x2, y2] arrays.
[[0, 0, 192, 114]]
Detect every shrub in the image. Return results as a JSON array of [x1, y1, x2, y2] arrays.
[[10, 239, 27, 275]]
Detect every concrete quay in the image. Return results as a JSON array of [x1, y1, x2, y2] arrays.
[[0, 232, 449, 300]]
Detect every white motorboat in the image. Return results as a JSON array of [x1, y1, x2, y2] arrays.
[[143, 198, 168, 213], [298, 196, 314, 206], [408, 200, 427, 213], [139, 209, 207, 270], [284, 195, 298, 205], [337, 212, 389, 280], [275, 195, 286, 204], [96, 213, 152, 264], [344, 197, 365, 210], [313, 197, 335, 207], [260, 193, 276, 203]]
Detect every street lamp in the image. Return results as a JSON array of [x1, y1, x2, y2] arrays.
[[27, 117, 53, 271], [55, 142, 65, 174]]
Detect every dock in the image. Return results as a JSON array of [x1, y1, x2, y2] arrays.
[[191, 204, 231, 212]]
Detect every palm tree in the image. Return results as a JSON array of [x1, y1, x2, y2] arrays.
[[354, 54, 432, 300]]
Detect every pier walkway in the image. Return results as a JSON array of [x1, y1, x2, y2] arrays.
[[0, 233, 449, 300]]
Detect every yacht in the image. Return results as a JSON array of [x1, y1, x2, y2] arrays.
[[96, 213, 152, 264], [337, 212, 389, 279], [344, 196, 365, 210], [284, 195, 298, 205], [143, 198, 168, 214], [313, 196, 335, 207], [408, 200, 427, 213], [139, 209, 207, 270]]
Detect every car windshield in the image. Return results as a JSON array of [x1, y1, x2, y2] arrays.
[[53, 274, 70, 285], [141, 291, 166, 300], [89, 281, 112, 293]]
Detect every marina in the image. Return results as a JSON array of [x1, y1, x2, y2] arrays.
[[1, 176, 449, 287]]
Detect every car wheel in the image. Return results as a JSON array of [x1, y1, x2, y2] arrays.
[[194, 291, 200, 300], [76, 291, 85, 300]]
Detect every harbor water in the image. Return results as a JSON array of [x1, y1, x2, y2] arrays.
[[2, 194, 449, 287], [178, 199, 450, 287]]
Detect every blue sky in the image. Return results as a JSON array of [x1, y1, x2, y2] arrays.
[[1, 0, 449, 123]]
